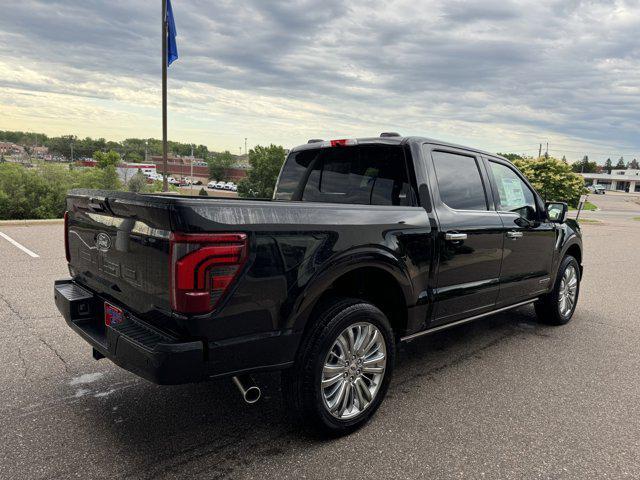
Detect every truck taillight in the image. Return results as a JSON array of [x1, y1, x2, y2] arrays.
[[64, 211, 70, 262], [329, 139, 357, 147], [169, 233, 248, 314]]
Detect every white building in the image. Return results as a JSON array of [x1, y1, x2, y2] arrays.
[[116, 163, 157, 183], [581, 169, 640, 193]]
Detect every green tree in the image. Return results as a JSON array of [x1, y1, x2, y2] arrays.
[[126, 151, 143, 163], [571, 155, 597, 173], [238, 145, 286, 199], [615, 156, 626, 169], [497, 153, 524, 162], [93, 150, 121, 169], [127, 171, 147, 192], [45, 135, 76, 158], [512, 156, 585, 207], [604, 158, 613, 173], [628, 158, 639, 170], [198, 187, 208, 196], [207, 150, 235, 180]]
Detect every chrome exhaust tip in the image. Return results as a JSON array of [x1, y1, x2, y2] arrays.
[[232, 375, 261, 404]]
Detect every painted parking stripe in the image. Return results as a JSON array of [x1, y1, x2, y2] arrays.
[[0, 231, 39, 258]]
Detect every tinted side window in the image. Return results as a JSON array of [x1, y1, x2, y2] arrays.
[[275, 145, 413, 206], [273, 152, 315, 201], [489, 161, 537, 220], [432, 151, 487, 210]]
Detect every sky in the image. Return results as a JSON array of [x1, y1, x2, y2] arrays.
[[0, 0, 639, 161]]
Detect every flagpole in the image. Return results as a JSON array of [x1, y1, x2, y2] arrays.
[[162, 0, 169, 192]]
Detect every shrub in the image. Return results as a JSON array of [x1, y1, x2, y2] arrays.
[[0, 163, 122, 219], [127, 172, 147, 193]]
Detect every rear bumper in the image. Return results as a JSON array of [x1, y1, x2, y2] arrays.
[[54, 279, 205, 385]]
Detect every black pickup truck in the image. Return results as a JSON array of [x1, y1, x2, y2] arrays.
[[54, 134, 582, 434]]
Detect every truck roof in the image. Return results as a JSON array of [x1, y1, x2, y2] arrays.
[[290, 135, 506, 161]]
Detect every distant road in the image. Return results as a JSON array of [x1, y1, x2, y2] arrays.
[[579, 191, 640, 218]]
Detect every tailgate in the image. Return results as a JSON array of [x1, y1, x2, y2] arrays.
[[66, 190, 175, 325]]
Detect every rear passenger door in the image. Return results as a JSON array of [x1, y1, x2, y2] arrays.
[[424, 146, 504, 326]]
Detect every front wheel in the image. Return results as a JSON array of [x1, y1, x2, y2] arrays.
[[282, 297, 396, 436], [535, 255, 581, 325]]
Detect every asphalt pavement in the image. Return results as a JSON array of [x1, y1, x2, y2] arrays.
[[1, 193, 639, 479]]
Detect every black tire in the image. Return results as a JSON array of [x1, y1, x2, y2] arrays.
[[535, 255, 581, 325], [282, 297, 396, 436]]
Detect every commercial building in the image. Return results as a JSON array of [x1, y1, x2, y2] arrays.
[[581, 169, 640, 193], [150, 155, 248, 182], [116, 163, 157, 183], [0, 142, 25, 156]]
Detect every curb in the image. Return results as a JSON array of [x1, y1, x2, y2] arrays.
[[0, 218, 64, 227]]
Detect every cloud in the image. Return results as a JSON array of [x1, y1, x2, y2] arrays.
[[0, 0, 639, 159]]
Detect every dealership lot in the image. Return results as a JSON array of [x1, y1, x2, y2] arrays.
[[1, 195, 640, 479]]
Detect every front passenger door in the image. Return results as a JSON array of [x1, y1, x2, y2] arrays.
[[486, 159, 556, 305]]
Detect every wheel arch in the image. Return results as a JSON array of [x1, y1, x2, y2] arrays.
[[287, 249, 414, 344]]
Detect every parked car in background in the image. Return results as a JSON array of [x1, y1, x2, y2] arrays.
[[55, 134, 583, 435], [207, 181, 217, 189], [215, 181, 226, 189]]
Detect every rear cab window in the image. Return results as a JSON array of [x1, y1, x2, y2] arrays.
[[274, 145, 416, 206]]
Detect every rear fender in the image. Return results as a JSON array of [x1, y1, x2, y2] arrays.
[[285, 247, 414, 333]]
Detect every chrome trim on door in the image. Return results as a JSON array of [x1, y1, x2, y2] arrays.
[[506, 231, 523, 239], [445, 232, 468, 241], [400, 299, 537, 342]]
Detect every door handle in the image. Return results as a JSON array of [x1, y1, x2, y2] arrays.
[[506, 231, 524, 239], [445, 232, 468, 241]]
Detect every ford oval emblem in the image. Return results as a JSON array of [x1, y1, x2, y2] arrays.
[[96, 232, 112, 252]]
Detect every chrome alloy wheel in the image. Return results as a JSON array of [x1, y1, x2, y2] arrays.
[[321, 322, 387, 420], [558, 265, 578, 317]]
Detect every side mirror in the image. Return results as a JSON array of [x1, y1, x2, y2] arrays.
[[546, 202, 568, 223]]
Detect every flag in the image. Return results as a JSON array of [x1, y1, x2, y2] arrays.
[[166, 0, 178, 65]]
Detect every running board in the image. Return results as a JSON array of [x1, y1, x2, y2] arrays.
[[400, 299, 537, 342]]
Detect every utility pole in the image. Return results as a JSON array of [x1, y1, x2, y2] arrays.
[[145, 139, 148, 163], [538, 143, 542, 159], [70, 140, 74, 163], [162, 0, 169, 192], [190, 144, 194, 194], [244, 138, 247, 155], [545, 142, 549, 157]]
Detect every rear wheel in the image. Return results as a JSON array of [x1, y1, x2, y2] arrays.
[[535, 255, 580, 325], [282, 297, 395, 436]]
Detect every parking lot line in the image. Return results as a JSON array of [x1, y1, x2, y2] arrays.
[[0, 231, 39, 258]]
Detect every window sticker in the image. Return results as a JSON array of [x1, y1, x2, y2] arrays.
[[501, 177, 526, 207]]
